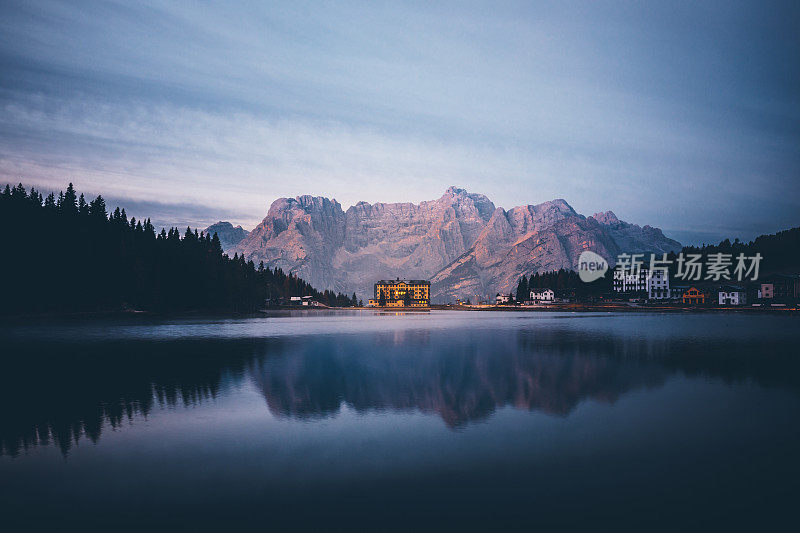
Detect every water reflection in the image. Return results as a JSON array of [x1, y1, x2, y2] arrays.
[[2, 316, 799, 456], [0, 338, 274, 456], [253, 328, 800, 426]]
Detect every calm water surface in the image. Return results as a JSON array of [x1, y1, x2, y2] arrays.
[[1, 311, 799, 531]]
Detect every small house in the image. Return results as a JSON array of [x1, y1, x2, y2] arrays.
[[682, 287, 708, 305], [529, 288, 554, 304], [718, 286, 747, 306]]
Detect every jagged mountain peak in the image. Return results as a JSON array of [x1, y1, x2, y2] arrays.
[[549, 198, 576, 212], [440, 185, 490, 202], [207, 220, 235, 230], [507, 198, 577, 216], [233, 189, 681, 302], [269, 195, 343, 214], [436, 186, 495, 222], [592, 211, 621, 225], [202, 221, 249, 251]]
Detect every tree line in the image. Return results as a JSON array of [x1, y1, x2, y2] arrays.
[[0, 183, 358, 315], [514, 268, 613, 301], [671, 227, 800, 275], [509, 225, 800, 302]]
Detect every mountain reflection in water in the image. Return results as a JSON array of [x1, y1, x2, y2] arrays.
[[2, 313, 798, 457]]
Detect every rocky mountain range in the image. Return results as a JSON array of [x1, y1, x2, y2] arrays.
[[202, 221, 249, 251], [227, 187, 681, 303]]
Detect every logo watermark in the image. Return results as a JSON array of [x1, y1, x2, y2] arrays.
[[615, 252, 762, 282], [577, 251, 608, 282], [576, 251, 763, 283]]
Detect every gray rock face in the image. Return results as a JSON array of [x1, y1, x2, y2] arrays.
[[203, 221, 249, 251], [235, 195, 346, 290], [589, 210, 678, 256], [233, 187, 681, 302]]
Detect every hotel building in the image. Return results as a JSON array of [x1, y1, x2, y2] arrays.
[[646, 269, 671, 299], [614, 267, 672, 299], [613, 267, 649, 293], [369, 279, 430, 307]]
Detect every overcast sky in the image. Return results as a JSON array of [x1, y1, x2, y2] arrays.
[[1, 0, 798, 244]]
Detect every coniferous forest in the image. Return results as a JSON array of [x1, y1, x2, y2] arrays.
[[673, 228, 800, 274], [514, 268, 613, 302], [0, 183, 358, 315]]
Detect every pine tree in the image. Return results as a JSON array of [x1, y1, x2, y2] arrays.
[[28, 188, 42, 207], [0, 182, 332, 315], [88, 195, 107, 220], [78, 193, 89, 215], [211, 233, 222, 254], [12, 183, 26, 200], [516, 275, 528, 301], [62, 183, 78, 213]]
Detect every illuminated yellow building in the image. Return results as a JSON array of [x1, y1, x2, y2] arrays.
[[368, 279, 430, 307]]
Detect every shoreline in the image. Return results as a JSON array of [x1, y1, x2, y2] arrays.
[[430, 303, 799, 313], [3, 303, 797, 320]]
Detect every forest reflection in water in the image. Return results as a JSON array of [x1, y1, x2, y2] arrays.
[[2, 312, 798, 457]]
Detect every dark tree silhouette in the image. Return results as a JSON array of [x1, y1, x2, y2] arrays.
[[526, 268, 613, 299], [0, 183, 353, 315], [667, 229, 800, 278], [515, 275, 529, 302]]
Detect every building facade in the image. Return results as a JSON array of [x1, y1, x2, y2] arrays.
[[369, 279, 430, 307], [759, 283, 774, 299], [646, 269, 671, 299], [718, 286, 746, 306], [495, 294, 511, 304], [760, 274, 800, 301], [671, 286, 690, 301], [682, 287, 708, 305], [529, 288, 555, 304], [613, 267, 649, 293]]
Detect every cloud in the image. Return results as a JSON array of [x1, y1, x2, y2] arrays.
[[2, 89, 797, 242], [0, 0, 798, 243]]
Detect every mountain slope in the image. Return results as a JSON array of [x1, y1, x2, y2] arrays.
[[203, 221, 249, 251], [430, 209, 680, 302], [233, 187, 681, 302]]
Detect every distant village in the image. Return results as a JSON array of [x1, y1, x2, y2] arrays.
[[274, 270, 799, 310], [270, 226, 800, 310], [483, 268, 800, 309]]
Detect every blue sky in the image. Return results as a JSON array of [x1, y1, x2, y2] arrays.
[[1, 0, 798, 244]]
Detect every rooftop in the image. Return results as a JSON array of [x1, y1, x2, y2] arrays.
[[375, 279, 430, 285]]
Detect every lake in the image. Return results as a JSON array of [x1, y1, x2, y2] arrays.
[[1, 311, 799, 531]]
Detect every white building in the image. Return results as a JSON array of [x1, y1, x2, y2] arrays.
[[495, 293, 511, 304], [529, 288, 554, 304], [613, 267, 649, 293], [758, 283, 773, 299], [718, 286, 747, 306], [647, 269, 671, 300]]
